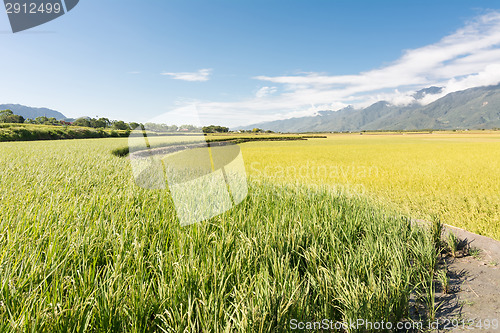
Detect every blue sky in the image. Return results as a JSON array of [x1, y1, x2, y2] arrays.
[[1, 1, 500, 127]]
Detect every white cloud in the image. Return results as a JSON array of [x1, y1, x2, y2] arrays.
[[255, 86, 277, 98], [420, 64, 500, 104], [167, 11, 500, 127], [161, 68, 212, 82]]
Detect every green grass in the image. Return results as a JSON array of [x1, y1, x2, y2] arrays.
[[0, 138, 436, 332]]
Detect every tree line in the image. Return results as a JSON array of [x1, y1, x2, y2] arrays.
[[0, 110, 203, 132], [0, 109, 272, 134]]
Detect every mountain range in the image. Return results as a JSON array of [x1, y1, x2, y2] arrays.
[[0, 104, 67, 120], [241, 84, 500, 132], [4, 84, 500, 132]]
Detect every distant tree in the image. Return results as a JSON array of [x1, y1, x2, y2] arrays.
[[46, 117, 59, 125], [252, 128, 262, 133], [73, 117, 91, 127], [202, 126, 214, 133], [202, 125, 229, 133], [217, 126, 229, 133], [128, 122, 140, 130], [112, 120, 129, 130], [143, 122, 156, 131], [0, 109, 25, 123], [168, 125, 178, 132], [34, 116, 49, 124], [179, 124, 198, 132], [8, 114, 24, 123], [0, 109, 13, 117], [91, 117, 110, 128], [144, 122, 171, 132], [101, 118, 111, 127]]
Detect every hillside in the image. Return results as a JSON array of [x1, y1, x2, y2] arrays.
[[0, 123, 129, 142], [0, 104, 66, 120], [241, 84, 500, 132]]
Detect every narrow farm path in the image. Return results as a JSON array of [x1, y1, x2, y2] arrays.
[[434, 223, 500, 331]]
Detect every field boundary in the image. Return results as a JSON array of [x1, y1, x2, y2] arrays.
[[112, 135, 326, 157]]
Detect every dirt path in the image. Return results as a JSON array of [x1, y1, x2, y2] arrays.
[[434, 225, 500, 332]]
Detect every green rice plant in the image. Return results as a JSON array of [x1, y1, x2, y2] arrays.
[[0, 138, 437, 332], [430, 217, 443, 252], [407, 227, 439, 323]]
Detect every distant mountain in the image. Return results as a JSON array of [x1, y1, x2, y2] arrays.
[[240, 84, 500, 132], [413, 86, 443, 100], [0, 104, 66, 120]]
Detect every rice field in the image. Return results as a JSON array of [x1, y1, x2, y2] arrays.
[[242, 131, 500, 241], [0, 138, 438, 332]]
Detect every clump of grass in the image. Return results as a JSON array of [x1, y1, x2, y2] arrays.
[[436, 269, 450, 294], [445, 232, 459, 257], [469, 247, 482, 260], [111, 145, 129, 157]]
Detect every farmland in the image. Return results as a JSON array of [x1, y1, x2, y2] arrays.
[[0, 137, 438, 331], [242, 131, 500, 241], [1, 131, 498, 331]]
